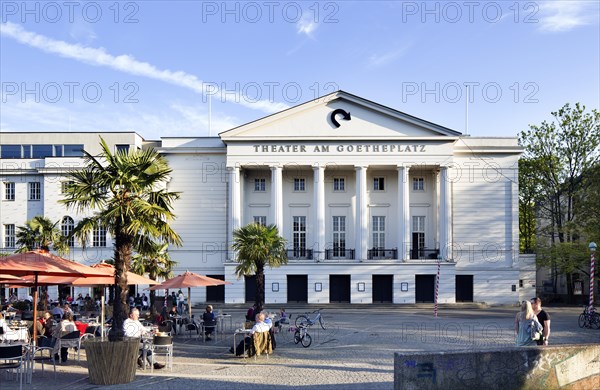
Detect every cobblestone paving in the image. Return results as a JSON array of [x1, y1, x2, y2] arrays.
[[3, 305, 598, 389]]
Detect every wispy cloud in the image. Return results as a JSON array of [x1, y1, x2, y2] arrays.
[[297, 15, 318, 37], [538, 1, 599, 32], [0, 22, 288, 114], [367, 43, 412, 68]]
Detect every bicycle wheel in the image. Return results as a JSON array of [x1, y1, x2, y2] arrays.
[[294, 330, 301, 344], [295, 315, 309, 327], [301, 332, 312, 347], [591, 313, 600, 329], [319, 316, 327, 330], [578, 313, 586, 328]]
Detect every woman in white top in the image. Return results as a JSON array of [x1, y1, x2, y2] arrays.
[[0, 312, 9, 341]]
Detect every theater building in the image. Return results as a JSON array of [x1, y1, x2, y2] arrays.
[[1, 91, 532, 305]]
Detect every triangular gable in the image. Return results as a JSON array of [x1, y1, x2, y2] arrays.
[[219, 90, 461, 142]]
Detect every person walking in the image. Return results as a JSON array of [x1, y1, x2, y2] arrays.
[[531, 297, 551, 345], [515, 300, 542, 347]]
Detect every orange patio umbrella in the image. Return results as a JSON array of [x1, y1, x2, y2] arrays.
[[148, 271, 231, 318], [0, 249, 107, 344]]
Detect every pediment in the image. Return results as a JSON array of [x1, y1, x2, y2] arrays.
[[220, 91, 461, 142]]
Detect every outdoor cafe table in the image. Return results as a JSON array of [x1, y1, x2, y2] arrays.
[[233, 328, 252, 357], [4, 322, 29, 342]]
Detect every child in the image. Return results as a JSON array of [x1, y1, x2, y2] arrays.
[[279, 308, 289, 324]]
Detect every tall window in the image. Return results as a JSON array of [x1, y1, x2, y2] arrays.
[[4, 182, 15, 201], [93, 226, 107, 247], [61, 181, 74, 194], [62, 216, 75, 247], [373, 177, 385, 191], [28, 182, 41, 200], [293, 216, 306, 256], [333, 177, 345, 192], [372, 216, 385, 249], [412, 216, 426, 258], [4, 224, 15, 248], [293, 178, 305, 192], [254, 178, 266, 192], [332, 216, 346, 257], [253, 216, 267, 226], [413, 177, 425, 191]]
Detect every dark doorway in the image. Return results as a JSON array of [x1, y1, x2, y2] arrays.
[[287, 275, 308, 303], [207, 274, 225, 303], [415, 275, 436, 303], [456, 275, 474, 302], [329, 275, 351, 303], [372, 275, 393, 303], [245, 275, 256, 303]]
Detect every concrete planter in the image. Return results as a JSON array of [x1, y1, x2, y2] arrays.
[[85, 337, 139, 385]]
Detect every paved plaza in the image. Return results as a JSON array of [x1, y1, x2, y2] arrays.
[[3, 305, 599, 389]]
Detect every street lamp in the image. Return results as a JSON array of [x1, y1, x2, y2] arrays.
[[590, 242, 597, 310]]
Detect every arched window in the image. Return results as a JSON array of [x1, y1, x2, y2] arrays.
[[61, 216, 75, 247]]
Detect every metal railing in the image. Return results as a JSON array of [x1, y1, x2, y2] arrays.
[[410, 248, 440, 260], [367, 248, 397, 260], [325, 249, 355, 260], [286, 248, 313, 260]]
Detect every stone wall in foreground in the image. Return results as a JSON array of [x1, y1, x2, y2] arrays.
[[394, 344, 600, 390]]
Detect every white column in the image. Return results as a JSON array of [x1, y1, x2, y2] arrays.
[[397, 166, 410, 260], [313, 165, 325, 261], [439, 166, 452, 260], [270, 165, 283, 233], [228, 165, 241, 260], [355, 166, 368, 260]]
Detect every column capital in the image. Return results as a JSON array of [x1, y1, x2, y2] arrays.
[[269, 164, 282, 171], [396, 164, 412, 171], [354, 165, 368, 171]]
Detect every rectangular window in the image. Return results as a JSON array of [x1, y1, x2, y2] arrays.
[[93, 226, 107, 247], [22, 145, 31, 159], [61, 181, 74, 194], [4, 224, 15, 248], [372, 216, 385, 249], [28, 182, 41, 201], [413, 177, 425, 191], [333, 177, 345, 192], [1, 145, 22, 158], [53, 145, 63, 157], [32, 145, 53, 158], [254, 178, 266, 192], [412, 216, 426, 257], [332, 216, 346, 257], [4, 182, 15, 201], [115, 144, 130, 153], [293, 216, 306, 256], [63, 145, 84, 157], [253, 216, 267, 226], [373, 177, 385, 191], [294, 178, 305, 192]]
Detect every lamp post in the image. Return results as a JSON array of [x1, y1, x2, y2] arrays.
[[590, 242, 597, 310]]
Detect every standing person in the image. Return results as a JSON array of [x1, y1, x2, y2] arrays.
[[177, 290, 185, 314], [123, 308, 165, 370], [515, 301, 542, 347], [531, 297, 551, 345]]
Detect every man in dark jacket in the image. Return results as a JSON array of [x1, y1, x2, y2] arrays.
[[531, 297, 551, 345]]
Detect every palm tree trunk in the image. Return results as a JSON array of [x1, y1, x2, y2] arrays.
[[109, 229, 132, 341], [255, 263, 265, 307]]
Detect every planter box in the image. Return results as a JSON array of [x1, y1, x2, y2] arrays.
[[85, 337, 139, 385]]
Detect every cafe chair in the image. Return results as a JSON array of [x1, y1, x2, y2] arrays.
[[158, 320, 174, 336], [151, 335, 173, 372], [77, 333, 95, 363], [201, 319, 217, 343], [0, 344, 28, 390], [252, 330, 273, 360], [31, 338, 56, 379], [186, 316, 199, 338], [55, 330, 81, 364]]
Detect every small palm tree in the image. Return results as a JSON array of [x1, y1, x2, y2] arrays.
[[16, 216, 68, 254], [61, 137, 182, 340], [232, 223, 287, 307], [131, 241, 177, 314]]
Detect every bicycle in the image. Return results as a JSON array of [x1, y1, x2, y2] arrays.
[[578, 306, 600, 329], [295, 309, 327, 330], [293, 324, 312, 347]]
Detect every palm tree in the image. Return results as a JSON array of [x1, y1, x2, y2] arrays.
[[131, 241, 177, 314], [15, 216, 68, 254], [61, 137, 182, 340], [232, 223, 287, 307]]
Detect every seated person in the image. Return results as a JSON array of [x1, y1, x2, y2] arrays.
[[123, 308, 164, 370], [230, 312, 271, 356], [0, 313, 8, 342], [202, 305, 215, 341], [245, 304, 257, 321], [167, 305, 178, 321], [52, 312, 77, 363], [50, 303, 64, 319]]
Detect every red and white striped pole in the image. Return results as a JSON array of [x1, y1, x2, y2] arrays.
[[435, 260, 441, 317], [590, 242, 597, 310]]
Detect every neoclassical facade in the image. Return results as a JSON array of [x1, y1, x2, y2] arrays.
[[0, 91, 534, 305]]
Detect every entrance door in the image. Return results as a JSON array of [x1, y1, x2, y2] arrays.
[[329, 275, 351, 303], [415, 275, 435, 303], [372, 275, 393, 303], [244, 275, 256, 303], [206, 275, 225, 302], [287, 275, 308, 303], [456, 275, 474, 302]]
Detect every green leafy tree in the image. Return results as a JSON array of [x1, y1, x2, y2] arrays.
[[232, 223, 287, 307], [518, 158, 542, 253], [15, 216, 68, 255], [131, 241, 177, 314], [520, 103, 600, 299], [61, 138, 182, 340]]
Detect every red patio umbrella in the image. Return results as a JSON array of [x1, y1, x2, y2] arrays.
[[0, 249, 107, 344], [148, 271, 231, 318]]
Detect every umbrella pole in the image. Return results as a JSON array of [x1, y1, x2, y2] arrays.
[[101, 286, 105, 341], [188, 287, 191, 319], [33, 273, 38, 346]]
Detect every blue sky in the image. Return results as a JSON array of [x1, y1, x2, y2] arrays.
[[1, 1, 599, 140]]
